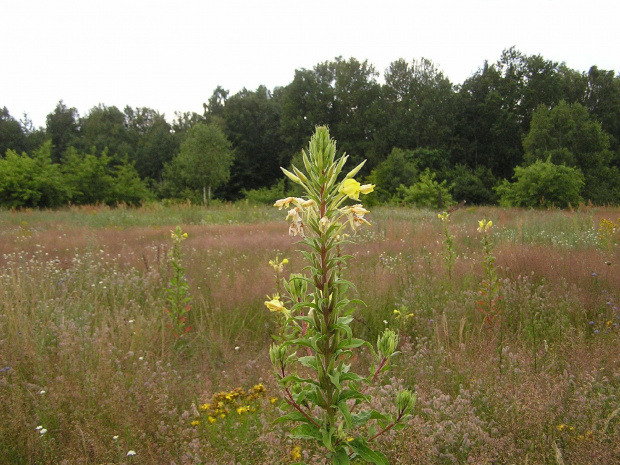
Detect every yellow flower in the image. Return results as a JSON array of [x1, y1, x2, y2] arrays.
[[264, 296, 286, 313], [236, 406, 250, 415], [200, 403, 211, 411], [274, 197, 295, 209], [208, 416, 217, 424], [290, 445, 302, 461], [340, 178, 361, 200], [360, 184, 375, 195], [477, 219, 493, 233], [190, 420, 200, 426], [270, 397, 278, 404]]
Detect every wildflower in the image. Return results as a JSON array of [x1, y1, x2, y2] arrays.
[[235, 346, 240, 351], [264, 295, 288, 316], [113, 435, 119, 440], [127, 450, 136, 456], [438, 212, 449, 222], [236, 406, 250, 415], [477, 219, 493, 233], [39, 428, 47, 435], [191, 420, 200, 426], [360, 183, 374, 194], [290, 445, 302, 461], [207, 416, 216, 424], [35, 425, 43, 430], [274, 197, 296, 209], [200, 403, 211, 411], [340, 178, 361, 200], [38, 390, 46, 395], [270, 397, 277, 404]]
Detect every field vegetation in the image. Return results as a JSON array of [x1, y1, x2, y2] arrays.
[[0, 203, 619, 464]]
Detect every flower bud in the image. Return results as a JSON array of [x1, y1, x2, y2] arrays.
[[377, 329, 399, 359], [396, 389, 416, 415], [269, 343, 287, 368]]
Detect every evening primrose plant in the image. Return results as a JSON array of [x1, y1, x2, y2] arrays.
[[266, 127, 415, 465]]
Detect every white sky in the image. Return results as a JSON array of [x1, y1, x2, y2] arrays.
[[2, 0, 619, 128]]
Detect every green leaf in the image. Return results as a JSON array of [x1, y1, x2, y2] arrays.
[[290, 423, 321, 441], [337, 338, 368, 350], [273, 410, 313, 425], [338, 401, 353, 429], [348, 438, 389, 465], [298, 356, 318, 369], [328, 371, 342, 390], [333, 447, 351, 465]]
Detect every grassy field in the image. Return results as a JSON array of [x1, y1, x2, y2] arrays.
[[0, 204, 619, 464]]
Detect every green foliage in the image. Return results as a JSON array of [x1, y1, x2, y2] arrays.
[[448, 164, 496, 205], [268, 127, 414, 464], [523, 100, 616, 203], [495, 159, 584, 208], [0, 142, 68, 208], [242, 178, 286, 205], [165, 122, 234, 206], [0, 107, 26, 156], [396, 169, 453, 208], [367, 148, 418, 204], [165, 227, 192, 350]]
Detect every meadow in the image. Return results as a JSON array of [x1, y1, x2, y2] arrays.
[[0, 203, 619, 464]]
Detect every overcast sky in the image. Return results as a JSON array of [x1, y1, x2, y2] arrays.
[[2, 0, 619, 128]]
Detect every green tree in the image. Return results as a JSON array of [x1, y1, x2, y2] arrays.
[[46, 100, 80, 162], [0, 107, 26, 156], [523, 100, 615, 203], [495, 159, 584, 208], [124, 107, 178, 181], [79, 104, 134, 158], [62, 148, 115, 205], [367, 148, 418, 203], [166, 123, 234, 205], [0, 142, 67, 208], [448, 164, 497, 205], [221, 86, 285, 198], [378, 58, 456, 156]]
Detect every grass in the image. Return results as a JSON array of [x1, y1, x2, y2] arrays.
[[0, 203, 619, 464]]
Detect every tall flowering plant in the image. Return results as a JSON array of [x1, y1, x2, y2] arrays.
[[266, 127, 415, 464]]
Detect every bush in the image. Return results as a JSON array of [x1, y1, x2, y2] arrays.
[[396, 168, 453, 208], [242, 179, 285, 205], [495, 159, 584, 208]]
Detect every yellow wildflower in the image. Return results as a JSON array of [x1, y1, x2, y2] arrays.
[[360, 183, 375, 195], [274, 197, 296, 209], [190, 420, 200, 426], [477, 219, 493, 233], [264, 296, 287, 313], [207, 416, 216, 424], [340, 178, 361, 200], [270, 397, 277, 404], [200, 403, 211, 411], [290, 445, 302, 461]]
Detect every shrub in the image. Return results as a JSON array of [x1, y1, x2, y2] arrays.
[[495, 159, 584, 208]]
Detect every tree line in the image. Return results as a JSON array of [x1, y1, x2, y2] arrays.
[[1, 47, 619, 208]]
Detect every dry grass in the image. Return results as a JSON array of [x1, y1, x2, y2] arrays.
[[0, 204, 619, 464]]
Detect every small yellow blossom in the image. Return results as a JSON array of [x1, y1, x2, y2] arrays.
[[236, 405, 251, 415], [200, 403, 210, 410], [265, 296, 287, 313], [346, 437, 354, 442], [359, 183, 375, 195], [190, 420, 200, 426], [208, 416, 217, 424], [274, 197, 296, 209], [477, 219, 493, 233], [270, 397, 278, 404], [290, 445, 302, 461]]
